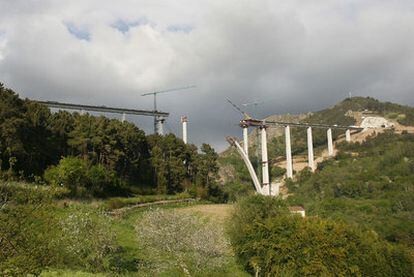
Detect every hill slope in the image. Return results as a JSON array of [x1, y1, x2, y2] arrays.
[[219, 97, 414, 196], [287, 131, 414, 248]]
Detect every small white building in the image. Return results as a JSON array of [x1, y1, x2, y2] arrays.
[[289, 206, 306, 217]]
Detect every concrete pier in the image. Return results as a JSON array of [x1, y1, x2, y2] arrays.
[[157, 118, 165, 135], [243, 125, 249, 156], [121, 113, 126, 123], [307, 127, 315, 172], [285, 125, 293, 179], [261, 126, 270, 193], [181, 116, 188, 144], [327, 128, 334, 156], [345, 129, 351, 142], [262, 182, 279, 196]]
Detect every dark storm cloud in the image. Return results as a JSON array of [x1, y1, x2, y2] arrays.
[[0, 0, 413, 151]]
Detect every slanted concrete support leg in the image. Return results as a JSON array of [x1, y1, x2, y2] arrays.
[[327, 128, 334, 156], [243, 126, 249, 156], [285, 125, 293, 179], [261, 126, 270, 194], [345, 129, 351, 142], [226, 137, 262, 194], [307, 127, 315, 172], [181, 116, 188, 144]]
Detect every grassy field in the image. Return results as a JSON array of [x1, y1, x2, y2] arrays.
[[40, 201, 246, 276]]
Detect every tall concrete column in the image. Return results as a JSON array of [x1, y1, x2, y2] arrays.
[[157, 118, 165, 135], [345, 129, 351, 142], [261, 126, 270, 192], [181, 116, 188, 144], [285, 125, 293, 179], [327, 128, 334, 156], [307, 127, 315, 172], [242, 125, 249, 156]]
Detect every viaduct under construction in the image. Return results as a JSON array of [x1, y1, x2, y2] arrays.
[[38, 96, 381, 200], [226, 100, 373, 197], [37, 100, 170, 135], [37, 84, 195, 137]]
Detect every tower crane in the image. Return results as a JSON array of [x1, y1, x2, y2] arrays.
[[142, 85, 196, 134], [242, 100, 264, 118]]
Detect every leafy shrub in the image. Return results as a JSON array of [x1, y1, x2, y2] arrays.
[[44, 157, 89, 197], [0, 182, 121, 275], [223, 181, 254, 202], [270, 165, 286, 180], [0, 183, 65, 275], [87, 164, 119, 197], [44, 157, 119, 197], [105, 198, 125, 210], [206, 182, 228, 203], [228, 195, 414, 276], [227, 195, 289, 273]]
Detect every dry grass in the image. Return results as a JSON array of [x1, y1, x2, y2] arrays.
[[179, 204, 234, 223]]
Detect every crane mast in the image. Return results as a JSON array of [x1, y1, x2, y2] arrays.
[[142, 85, 195, 134]]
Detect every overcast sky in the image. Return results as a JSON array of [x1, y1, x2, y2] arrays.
[[0, 0, 413, 151]]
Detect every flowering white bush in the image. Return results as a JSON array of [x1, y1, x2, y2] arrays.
[[57, 209, 117, 271], [137, 208, 230, 276]]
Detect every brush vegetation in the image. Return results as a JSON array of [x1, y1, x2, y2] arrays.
[[287, 131, 414, 248], [228, 195, 414, 276], [0, 182, 246, 275]]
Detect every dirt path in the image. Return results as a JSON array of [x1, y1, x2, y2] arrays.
[[179, 204, 234, 223], [109, 198, 197, 217]]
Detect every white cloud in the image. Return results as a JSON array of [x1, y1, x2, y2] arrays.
[[0, 0, 413, 150], [0, 30, 6, 60]]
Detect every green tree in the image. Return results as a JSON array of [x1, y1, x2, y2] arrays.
[[228, 195, 414, 276], [0, 85, 57, 177]]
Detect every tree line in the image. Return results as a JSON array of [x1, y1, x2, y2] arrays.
[[228, 195, 414, 276], [0, 83, 222, 198]]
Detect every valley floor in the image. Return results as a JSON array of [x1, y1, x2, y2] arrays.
[[41, 201, 246, 277]]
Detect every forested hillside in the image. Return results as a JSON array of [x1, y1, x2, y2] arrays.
[[227, 132, 414, 276], [0, 83, 222, 199], [287, 131, 414, 247]]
